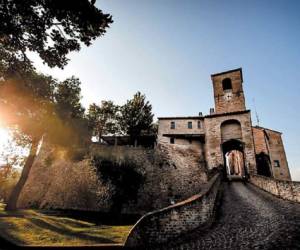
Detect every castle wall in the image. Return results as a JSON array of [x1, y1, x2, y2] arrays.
[[125, 174, 221, 247], [252, 127, 291, 181], [18, 142, 208, 214], [204, 111, 256, 174], [250, 174, 299, 202]]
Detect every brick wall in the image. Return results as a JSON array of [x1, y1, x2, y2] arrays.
[[211, 69, 246, 114], [125, 174, 221, 247], [250, 174, 300, 203], [252, 127, 291, 180]]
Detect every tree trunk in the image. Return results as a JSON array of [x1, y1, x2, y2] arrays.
[[5, 138, 40, 211]]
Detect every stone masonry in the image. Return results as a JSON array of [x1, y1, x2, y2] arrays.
[[158, 68, 291, 181]]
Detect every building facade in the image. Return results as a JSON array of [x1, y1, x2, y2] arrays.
[[158, 68, 291, 181]]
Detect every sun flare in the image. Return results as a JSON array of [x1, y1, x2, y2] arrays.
[[0, 127, 10, 146]]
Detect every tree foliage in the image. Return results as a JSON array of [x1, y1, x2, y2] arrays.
[[119, 92, 154, 144], [0, 165, 20, 202], [0, 0, 113, 70], [87, 101, 120, 141], [0, 71, 57, 146], [0, 0, 112, 210]]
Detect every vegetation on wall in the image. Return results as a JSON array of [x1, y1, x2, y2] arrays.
[[91, 155, 144, 214]]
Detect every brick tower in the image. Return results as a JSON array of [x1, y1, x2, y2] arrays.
[[211, 68, 246, 114]]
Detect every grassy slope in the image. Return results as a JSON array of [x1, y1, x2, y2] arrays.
[[0, 203, 132, 246]]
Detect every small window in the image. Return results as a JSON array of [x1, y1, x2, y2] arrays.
[[197, 121, 201, 129], [274, 160, 280, 168], [170, 121, 175, 129], [188, 139, 192, 144], [170, 138, 175, 144], [188, 121, 192, 129], [222, 78, 232, 91]]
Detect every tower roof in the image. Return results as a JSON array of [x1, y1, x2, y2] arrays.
[[211, 68, 243, 83]]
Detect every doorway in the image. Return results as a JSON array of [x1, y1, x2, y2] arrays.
[[222, 139, 246, 180]]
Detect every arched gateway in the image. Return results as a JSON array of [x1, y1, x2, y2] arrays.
[[221, 120, 246, 179], [222, 139, 246, 179]]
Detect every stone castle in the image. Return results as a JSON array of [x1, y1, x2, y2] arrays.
[[158, 68, 291, 181]]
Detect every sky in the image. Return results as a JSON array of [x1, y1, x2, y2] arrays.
[[31, 0, 300, 180]]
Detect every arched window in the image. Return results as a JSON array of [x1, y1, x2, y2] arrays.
[[222, 78, 232, 91]]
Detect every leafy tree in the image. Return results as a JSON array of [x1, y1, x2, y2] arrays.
[[55, 76, 85, 119], [53, 76, 90, 147], [0, 73, 88, 210], [0, 71, 57, 210], [87, 100, 120, 141], [119, 92, 154, 146], [0, 0, 112, 210], [0, 0, 113, 70], [0, 164, 20, 202]]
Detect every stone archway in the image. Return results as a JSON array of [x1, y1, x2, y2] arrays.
[[222, 139, 246, 179], [220, 119, 245, 179]]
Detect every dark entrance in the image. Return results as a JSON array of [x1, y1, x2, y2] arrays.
[[222, 139, 246, 180], [256, 152, 272, 177]]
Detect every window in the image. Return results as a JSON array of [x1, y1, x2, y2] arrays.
[[222, 78, 232, 91], [197, 120, 201, 129], [170, 138, 175, 144], [188, 121, 192, 129], [274, 160, 280, 168], [170, 121, 175, 129], [188, 139, 192, 144]]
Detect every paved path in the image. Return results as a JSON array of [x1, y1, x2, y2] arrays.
[[157, 182, 300, 250]]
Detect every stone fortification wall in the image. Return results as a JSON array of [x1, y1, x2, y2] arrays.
[[125, 174, 221, 247], [18, 142, 208, 214], [250, 174, 300, 203]]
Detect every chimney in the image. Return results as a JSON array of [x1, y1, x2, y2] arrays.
[[210, 108, 215, 115]]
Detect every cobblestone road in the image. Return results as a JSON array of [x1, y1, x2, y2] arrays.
[[157, 182, 300, 250]]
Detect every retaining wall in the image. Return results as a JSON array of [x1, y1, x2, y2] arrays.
[[125, 174, 221, 248], [250, 174, 300, 203]]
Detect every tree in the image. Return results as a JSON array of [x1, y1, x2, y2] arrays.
[[0, 0, 112, 210], [0, 164, 20, 202], [0, 73, 89, 210], [87, 100, 120, 142], [0, 0, 113, 70], [0, 71, 57, 210], [119, 92, 154, 146], [53, 76, 90, 147]]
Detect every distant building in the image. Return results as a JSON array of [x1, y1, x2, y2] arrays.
[[158, 68, 291, 181]]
